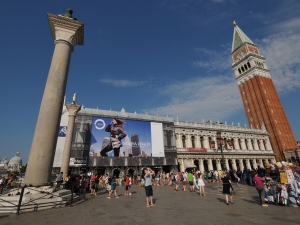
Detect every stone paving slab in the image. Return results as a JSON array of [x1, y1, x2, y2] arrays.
[[0, 182, 298, 225]]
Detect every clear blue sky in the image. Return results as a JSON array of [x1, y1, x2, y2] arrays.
[[0, 1, 299, 164]]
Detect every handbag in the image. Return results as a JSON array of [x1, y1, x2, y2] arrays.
[[231, 189, 236, 195]]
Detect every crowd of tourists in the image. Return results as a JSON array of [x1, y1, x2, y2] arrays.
[[46, 162, 300, 208]]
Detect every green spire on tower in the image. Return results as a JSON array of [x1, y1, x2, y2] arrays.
[[231, 21, 254, 53]]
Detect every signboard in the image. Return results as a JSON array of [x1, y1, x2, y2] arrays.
[[187, 148, 207, 152], [90, 117, 164, 157], [279, 171, 288, 184], [58, 126, 67, 137], [69, 158, 87, 166]]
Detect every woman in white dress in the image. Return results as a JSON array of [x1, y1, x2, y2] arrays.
[[196, 173, 206, 196]]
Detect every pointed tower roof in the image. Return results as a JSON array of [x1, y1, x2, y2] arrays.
[[231, 21, 255, 53]]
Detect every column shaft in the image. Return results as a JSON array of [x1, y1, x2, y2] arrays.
[[25, 42, 72, 186]]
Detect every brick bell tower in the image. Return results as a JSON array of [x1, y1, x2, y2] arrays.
[[231, 21, 297, 162]]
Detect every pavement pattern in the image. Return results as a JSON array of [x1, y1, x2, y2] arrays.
[[0, 181, 299, 225]]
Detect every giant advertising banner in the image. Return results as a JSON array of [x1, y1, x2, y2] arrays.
[[90, 117, 164, 157]]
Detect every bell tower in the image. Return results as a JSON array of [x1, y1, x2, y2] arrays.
[[231, 21, 297, 161]]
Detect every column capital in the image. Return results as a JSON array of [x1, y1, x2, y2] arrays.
[[66, 103, 81, 116], [47, 13, 84, 46]]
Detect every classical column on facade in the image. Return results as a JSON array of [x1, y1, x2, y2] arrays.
[[238, 159, 244, 171], [231, 159, 237, 171], [258, 158, 264, 168], [265, 139, 272, 151], [203, 136, 210, 149], [199, 158, 204, 173], [198, 135, 202, 148], [61, 102, 81, 176], [207, 158, 213, 171], [180, 158, 185, 172], [195, 135, 200, 148], [175, 133, 182, 148], [233, 137, 239, 151], [240, 138, 247, 151], [224, 158, 229, 170], [212, 136, 218, 150], [259, 139, 266, 151], [253, 139, 260, 151], [216, 159, 222, 171], [247, 139, 253, 150], [245, 159, 251, 170], [252, 158, 258, 170], [186, 134, 192, 148], [24, 10, 84, 186]]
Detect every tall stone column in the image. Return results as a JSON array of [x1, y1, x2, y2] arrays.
[[199, 158, 204, 173], [24, 11, 84, 186], [60, 103, 81, 176]]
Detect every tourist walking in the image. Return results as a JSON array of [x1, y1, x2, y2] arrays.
[[252, 172, 268, 206], [108, 175, 119, 198], [144, 167, 155, 207], [196, 173, 206, 196], [221, 172, 234, 205], [125, 174, 130, 196], [188, 171, 194, 192]]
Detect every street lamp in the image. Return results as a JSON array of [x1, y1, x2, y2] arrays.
[[211, 131, 233, 171]]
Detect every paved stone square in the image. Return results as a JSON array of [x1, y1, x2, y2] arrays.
[[0, 182, 298, 225]]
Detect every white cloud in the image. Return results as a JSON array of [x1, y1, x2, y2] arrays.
[[99, 78, 146, 87], [146, 19, 300, 123], [147, 75, 243, 122], [192, 47, 231, 71], [258, 31, 300, 94]]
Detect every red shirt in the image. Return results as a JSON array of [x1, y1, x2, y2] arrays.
[[252, 176, 264, 187], [125, 177, 129, 186]]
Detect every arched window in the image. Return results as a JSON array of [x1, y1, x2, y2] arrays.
[[182, 135, 186, 148], [191, 136, 195, 148]]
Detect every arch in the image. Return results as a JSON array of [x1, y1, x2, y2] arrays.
[[194, 159, 199, 170], [200, 136, 204, 148], [212, 159, 217, 170], [203, 159, 209, 172], [182, 135, 186, 148], [191, 135, 195, 148]]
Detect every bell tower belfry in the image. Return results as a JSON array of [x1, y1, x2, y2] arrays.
[[231, 21, 297, 161]]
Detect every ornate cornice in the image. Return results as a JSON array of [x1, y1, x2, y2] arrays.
[[47, 13, 84, 46]]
